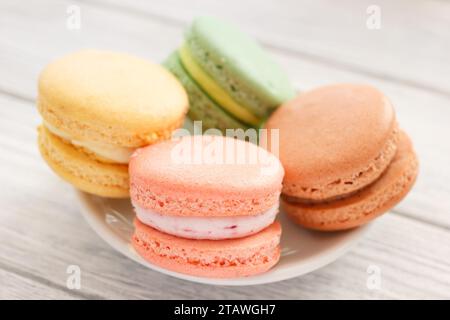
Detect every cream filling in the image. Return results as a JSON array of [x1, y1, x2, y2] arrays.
[[178, 44, 261, 126], [133, 201, 279, 240], [43, 122, 135, 164]]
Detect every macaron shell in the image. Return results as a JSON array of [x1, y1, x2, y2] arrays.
[[132, 219, 281, 278], [282, 131, 418, 231], [264, 84, 398, 201], [38, 50, 188, 147], [164, 52, 248, 132], [186, 16, 295, 118], [129, 135, 284, 216], [38, 126, 129, 198]]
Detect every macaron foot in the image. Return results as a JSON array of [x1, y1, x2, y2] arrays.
[[282, 131, 418, 231]]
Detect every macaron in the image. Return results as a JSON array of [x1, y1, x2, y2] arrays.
[[164, 16, 295, 132], [264, 83, 418, 231], [129, 135, 284, 278], [37, 50, 188, 198]]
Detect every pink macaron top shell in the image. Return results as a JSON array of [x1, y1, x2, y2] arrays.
[[129, 135, 284, 217]]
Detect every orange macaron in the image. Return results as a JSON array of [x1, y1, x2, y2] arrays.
[[264, 83, 418, 231]]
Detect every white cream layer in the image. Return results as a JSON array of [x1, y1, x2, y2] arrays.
[[133, 201, 279, 240], [44, 122, 135, 164]]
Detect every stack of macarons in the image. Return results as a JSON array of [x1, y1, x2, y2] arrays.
[[165, 16, 295, 132], [129, 135, 284, 278], [264, 84, 418, 231], [35, 17, 419, 279], [37, 50, 188, 198]]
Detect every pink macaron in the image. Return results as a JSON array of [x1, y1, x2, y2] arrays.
[[129, 135, 284, 278]]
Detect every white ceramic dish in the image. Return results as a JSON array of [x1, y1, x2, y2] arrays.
[[77, 191, 369, 286]]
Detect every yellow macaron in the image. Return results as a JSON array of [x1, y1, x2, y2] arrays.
[[37, 50, 188, 198]]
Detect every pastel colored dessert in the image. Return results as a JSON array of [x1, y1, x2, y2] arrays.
[[37, 50, 188, 198], [133, 219, 281, 278], [129, 135, 284, 278], [264, 84, 418, 231], [164, 16, 295, 132]]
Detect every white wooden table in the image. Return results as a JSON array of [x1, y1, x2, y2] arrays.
[[1, 0, 450, 299]]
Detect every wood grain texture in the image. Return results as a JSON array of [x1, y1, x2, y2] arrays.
[[95, 0, 450, 95], [0, 269, 79, 300], [0, 0, 449, 299]]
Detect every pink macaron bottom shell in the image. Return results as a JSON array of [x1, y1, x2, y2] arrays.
[[132, 218, 281, 278], [133, 201, 279, 240]]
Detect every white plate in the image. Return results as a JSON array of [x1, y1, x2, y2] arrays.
[[77, 190, 369, 286]]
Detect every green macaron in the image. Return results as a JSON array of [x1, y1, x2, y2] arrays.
[[164, 16, 295, 132]]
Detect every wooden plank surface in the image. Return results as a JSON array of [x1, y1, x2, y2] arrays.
[[96, 0, 450, 95], [0, 0, 449, 299]]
